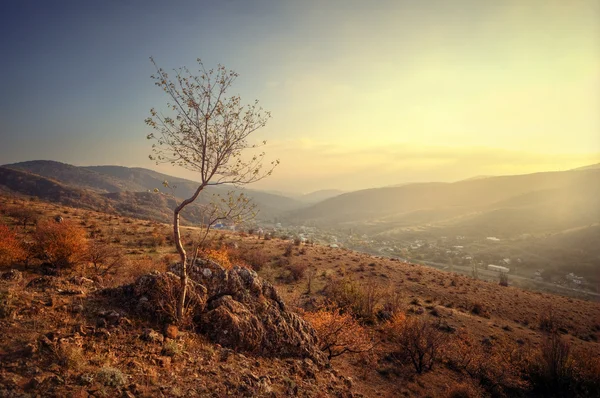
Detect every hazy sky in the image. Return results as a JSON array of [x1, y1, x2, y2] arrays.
[[1, 0, 598, 193]]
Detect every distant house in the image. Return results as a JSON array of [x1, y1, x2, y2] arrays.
[[486, 237, 500, 242], [487, 264, 510, 273], [566, 273, 585, 284]]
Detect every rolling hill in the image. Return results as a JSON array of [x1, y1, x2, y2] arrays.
[[2, 160, 306, 221], [288, 168, 600, 238]]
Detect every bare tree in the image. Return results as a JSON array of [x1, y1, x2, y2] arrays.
[[145, 57, 278, 321]]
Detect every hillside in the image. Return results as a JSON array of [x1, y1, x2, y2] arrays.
[[2, 161, 306, 222], [0, 167, 114, 212], [288, 169, 600, 236], [0, 167, 222, 225], [1, 195, 599, 397], [299, 189, 345, 203], [4, 161, 135, 193]]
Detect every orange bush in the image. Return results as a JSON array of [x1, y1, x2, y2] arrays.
[[0, 225, 26, 267], [34, 220, 88, 269], [197, 247, 234, 269], [197, 246, 250, 270], [304, 307, 374, 359]]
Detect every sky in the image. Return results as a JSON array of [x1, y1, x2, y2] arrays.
[[1, 0, 599, 193]]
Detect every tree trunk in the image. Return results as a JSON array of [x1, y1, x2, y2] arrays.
[[174, 208, 188, 322], [172, 183, 206, 323]]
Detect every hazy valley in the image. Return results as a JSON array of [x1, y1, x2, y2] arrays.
[[3, 160, 599, 297]]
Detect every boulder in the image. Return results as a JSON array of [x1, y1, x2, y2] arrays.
[[132, 271, 207, 323], [164, 260, 327, 365], [193, 262, 327, 366]]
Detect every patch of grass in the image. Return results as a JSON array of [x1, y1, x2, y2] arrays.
[[96, 366, 127, 387]]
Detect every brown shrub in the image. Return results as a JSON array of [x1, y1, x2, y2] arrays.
[[387, 316, 448, 374], [528, 332, 576, 396], [6, 206, 39, 228], [86, 240, 125, 276], [378, 288, 404, 320], [470, 302, 489, 318], [303, 307, 374, 359], [234, 248, 269, 271], [286, 262, 307, 282], [571, 346, 600, 396], [324, 278, 383, 323], [0, 225, 27, 267], [538, 307, 561, 333], [120, 257, 166, 284], [34, 220, 88, 269], [447, 331, 530, 395]]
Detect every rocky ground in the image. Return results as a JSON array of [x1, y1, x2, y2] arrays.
[[1, 195, 600, 397]]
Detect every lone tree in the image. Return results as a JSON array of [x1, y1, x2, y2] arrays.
[[145, 57, 278, 321]]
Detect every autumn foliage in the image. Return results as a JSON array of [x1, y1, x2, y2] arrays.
[[303, 307, 374, 359], [34, 220, 88, 269], [0, 224, 26, 267], [197, 247, 235, 269]]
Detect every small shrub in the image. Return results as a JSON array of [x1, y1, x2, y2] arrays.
[[162, 340, 183, 357], [304, 307, 374, 359], [283, 243, 293, 257], [528, 332, 576, 395], [388, 316, 448, 374], [0, 225, 27, 267], [538, 308, 560, 333], [447, 331, 530, 395], [54, 344, 86, 371], [378, 289, 403, 321], [198, 247, 234, 269], [324, 277, 383, 323], [470, 302, 489, 318], [6, 206, 38, 228], [96, 366, 127, 387], [34, 220, 88, 270], [86, 240, 125, 276], [236, 248, 268, 271], [286, 262, 307, 282]]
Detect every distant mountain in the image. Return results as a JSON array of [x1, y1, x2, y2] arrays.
[[1, 160, 307, 222], [5, 160, 133, 192], [299, 189, 345, 203], [287, 168, 600, 238], [0, 166, 213, 225], [0, 166, 113, 211], [572, 163, 600, 171], [457, 175, 494, 182], [85, 165, 307, 218]]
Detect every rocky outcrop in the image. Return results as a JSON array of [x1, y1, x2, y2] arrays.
[[131, 271, 207, 323], [133, 261, 328, 366]]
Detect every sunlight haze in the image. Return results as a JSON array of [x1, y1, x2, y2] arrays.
[[1, 0, 598, 192]]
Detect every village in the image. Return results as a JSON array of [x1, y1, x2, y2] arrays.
[[248, 220, 596, 298]]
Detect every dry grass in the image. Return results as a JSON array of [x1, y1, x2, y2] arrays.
[[1, 194, 600, 397]]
